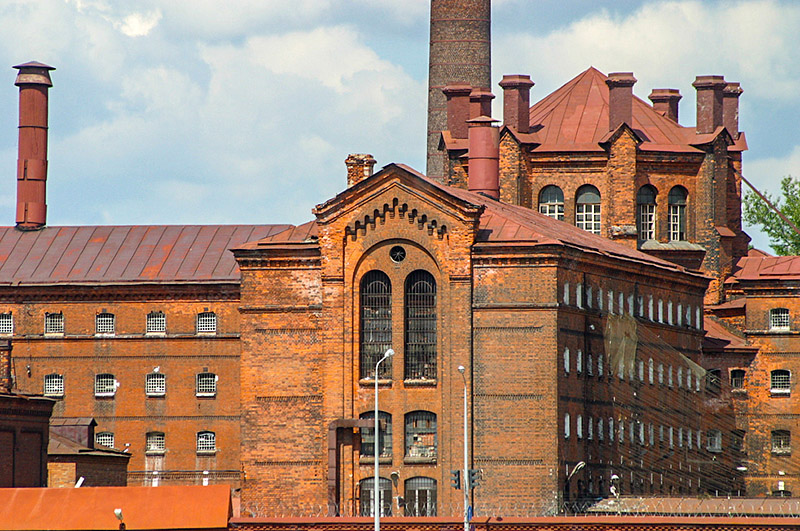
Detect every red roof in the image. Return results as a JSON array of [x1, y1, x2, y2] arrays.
[[733, 255, 800, 281], [703, 316, 754, 352], [0, 225, 290, 285], [0, 485, 231, 530], [527, 67, 744, 153]]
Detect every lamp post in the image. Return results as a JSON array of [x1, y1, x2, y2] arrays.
[[374, 348, 394, 531], [458, 365, 469, 531]]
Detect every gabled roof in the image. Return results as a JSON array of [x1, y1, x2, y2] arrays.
[[733, 255, 800, 281], [703, 316, 755, 353], [0, 224, 291, 286], [48, 431, 130, 458], [527, 67, 744, 153]]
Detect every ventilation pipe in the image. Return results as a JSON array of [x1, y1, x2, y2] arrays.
[[467, 116, 499, 199]]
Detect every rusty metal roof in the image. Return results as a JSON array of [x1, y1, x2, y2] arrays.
[[703, 316, 755, 352], [48, 431, 130, 458], [733, 255, 800, 281], [0, 224, 291, 286], [0, 485, 230, 530], [527, 67, 746, 153]]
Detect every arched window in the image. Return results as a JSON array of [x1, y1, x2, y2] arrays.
[[197, 431, 216, 453], [360, 411, 392, 458], [95, 431, 114, 449], [404, 477, 437, 516], [95, 373, 116, 397], [575, 185, 601, 234], [95, 312, 115, 335], [360, 271, 392, 380], [405, 271, 436, 381], [771, 370, 791, 394], [539, 185, 565, 220], [405, 411, 437, 459], [146, 431, 165, 454], [145, 372, 166, 396], [637, 185, 657, 240], [668, 186, 688, 241], [196, 311, 217, 334], [146, 311, 166, 334], [359, 477, 392, 516]]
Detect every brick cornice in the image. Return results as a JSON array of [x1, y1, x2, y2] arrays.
[[0, 282, 240, 303]]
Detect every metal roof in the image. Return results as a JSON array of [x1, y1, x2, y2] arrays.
[[0, 224, 291, 286], [733, 255, 800, 281]]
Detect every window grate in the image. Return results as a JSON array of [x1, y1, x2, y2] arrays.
[[196, 373, 217, 396], [360, 271, 392, 380], [771, 308, 790, 331], [196, 312, 217, 333], [146, 432, 165, 453], [96, 313, 115, 335], [96, 432, 115, 449], [43, 373, 64, 397], [771, 370, 791, 393], [359, 477, 392, 517], [772, 430, 791, 454], [147, 311, 166, 333], [405, 270, 436, 381], [360, 411, 392, 458], [404, 477, 437, 516], [197, 431, 216, 453], [45, 312, 64, 334], [405, 411, 437, 459], [0, 313, 13, 334], [731, 369, 745, 389], [94, 373, 116, 397], [145, 373, 166, 396]]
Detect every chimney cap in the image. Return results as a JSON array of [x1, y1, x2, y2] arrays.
[[649, 88, 682, 101], [499, 74, 534, 89], [606, 72, 637, 87], [469, 89, 495, 100], [442, 84, 473, 97], [692, 75, 726, 89], [724, 82, 743, 96], [466, 116, 499, 125], [13, 61, 55, 87]]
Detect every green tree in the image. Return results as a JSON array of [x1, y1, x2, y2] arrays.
[[743, 175, 800, 255]]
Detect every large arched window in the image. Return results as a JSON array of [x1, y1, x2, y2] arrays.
[[575, 185, 601, 234], [405, 477, 437, 516], [360, 271, 392, 380], [359, 477, 392, 516], [405, 411, 437, 459], [360, 411, 392, 458], [538, 185, 564, 221], [405, 271, 436, 381], [668, 186, 688, 241], [637, 185, 657, 240]]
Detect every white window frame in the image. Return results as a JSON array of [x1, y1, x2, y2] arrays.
[[145, 372, 166, 397], [0, 312, 13, 335], [44, 312, 64, 335], [576, 203, 602, 235], [94, 373, 117, 397], [770, 308, 791, 331], [197, 431, 216, 454], [146, 432, 166, 454], [196, 312, 217, 334], [96, 431, 115, 449], [196, 372, 217, 397], [44, 373, 64, 397], [771, 370, 791, 395], [95, 313, 115, 336], [146, 311, 166, 334]]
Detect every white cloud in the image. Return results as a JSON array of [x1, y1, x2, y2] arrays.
[[116, 10, 162, 37]]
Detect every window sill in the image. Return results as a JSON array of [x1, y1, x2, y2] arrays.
[[359, 456, 392, 465], [403, 379, 437, 387], [772, 449, 792, 456], [43, 394, 64, 399], [145, 450, 166, 456], [44, 333, 64, 338], [146, 332, 166, 337], [94, 393, 116, 399], [196, 393, 217, 398], [196, 332, 217, 337], [197, 450, 217, 455], [95, 333, 116, 338], [404, 456, 436, 465], [146, 393, 166, 398], [770, 390, 791, 396], [707, 447, 722, 454], [359, 378, 392, 387]]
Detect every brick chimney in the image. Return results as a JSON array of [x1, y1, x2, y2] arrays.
[[648, 88, 682, 122], [692, 75, 726, 134], [469, 89, 494, 120], [499, 75, 534, 133], [443, 84, 472, 140], [0, 339, 12, 393], [723, 82, 743, 139], [605, 72, 637, 131], [14, 62, 54, 231], [467, 116, 499, 199], [345, 154, 376, 187]]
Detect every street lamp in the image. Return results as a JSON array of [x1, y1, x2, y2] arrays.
[[458, 365, 469, 531], [374, 348, 394, 531]]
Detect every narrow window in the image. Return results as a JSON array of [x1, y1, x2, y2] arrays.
[[145, 372, 166, 397], [577, 415, 583, 439], [598, 418, 604, 441], [730, 369, 745, 390], [564, 347, 570, 374], [598, 354, 603, 377], [196, 311, 217, 334], [94, 373, 117, 397], [668, 186, 688, 241], [360, 477, 392, 517], [658, 299, 663, 323], [563, 281, 570, 305], [638, 360, 644, 382], [648, 295, 654, 321], [772, 430, 791, 454], [197, 431, 216, 453], [577, 350, 583, 375], [577, 283, 583, 309], [361, 411, 392, 458], [667, 301, 673, 325], [707, 430, 722, 452], [538, 185, 564, 221], [609, 418, 614, 441], [648, 359, 654, 384], [0, 312, 13, 335], [96, 431, 115, 449], [44, 312, 64, 334], [587, 354, 593, 376], [96, 313, 115, 335], [658, 363, 664, 385], [146, 311, 166, 334], [404, 477, 437, 516], [636, 185, 657, 241], [146, 432, 166, 454], [770, 308, 791, 331], [677, 303, 683, 326], [668, 366, 673, 387], [405, 411, 436, 459], [564, 413, 570, 439], [771, 369, 791, 394], [575, 185, 602, 235], [196, 372, 217, 397], [405, 271, 437, 381], [360, 271, 392, 380], [588, 417, 593, 440], [678, 367, 683, 388], [43, 373, 64, 397], [731, 429, 745, 452]]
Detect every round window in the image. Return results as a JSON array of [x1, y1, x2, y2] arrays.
[[390, 245, 406, 263]]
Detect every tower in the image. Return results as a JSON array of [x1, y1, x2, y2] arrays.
[[426, 0, 491, 181]]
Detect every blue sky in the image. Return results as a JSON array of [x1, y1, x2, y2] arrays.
[[0, 0, 798, 252]]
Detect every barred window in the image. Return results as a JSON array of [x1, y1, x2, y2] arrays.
[[707, 429, 722, 452], [575, 185, 601, 235], [0, 312, 12, 334], [359, 477, 392, 517], [405, 477, 437, 516], [146, 431, 165, 454], [731, 369, 745, 390], [360, 271, 392, 380], [770, 308, 790, 331], [668, 186, 687, 241], [196, 311, 217, 334], [196, 372, 217, 396], [405, 271, 436, 381], [94, 373, 116, 397], [197, 431, 216, 453], [146, 311, 166, 334], [95, 432, 114, 449], [95, 313, 115, 335], [772, 430, 791, 454], [360, 411, 392, 458], [45, 312, 64, 334], [43, 373, 64, 397], [636, 185, 657, 240], [145, 372, 166, 396], [538, 185, 564, 221], [771, 369, 791, 394], [405, 411, 436, 459]]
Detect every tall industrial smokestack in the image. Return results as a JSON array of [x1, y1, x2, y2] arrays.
[[14, 61, 54, 231], [426, 0, 491, 181]]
